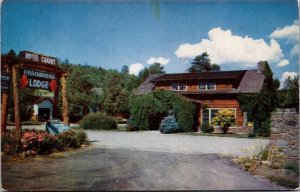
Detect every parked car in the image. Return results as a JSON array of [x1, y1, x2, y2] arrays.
[[46, 119, 70, 134]]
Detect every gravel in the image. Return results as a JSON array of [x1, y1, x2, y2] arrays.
[[86, 130, 269, 157]]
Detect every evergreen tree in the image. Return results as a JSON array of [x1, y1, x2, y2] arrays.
[[188, 52, 221, 72]]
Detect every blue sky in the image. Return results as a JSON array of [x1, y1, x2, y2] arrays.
[[2, 0, 299, 86]]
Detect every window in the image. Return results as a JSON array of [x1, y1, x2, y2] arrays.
[[202, 108, 236, 125], [171, 83, 187, 91], [199, 82, 216, 90]]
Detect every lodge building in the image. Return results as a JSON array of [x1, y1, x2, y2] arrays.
[[136, 63, 266, 133]]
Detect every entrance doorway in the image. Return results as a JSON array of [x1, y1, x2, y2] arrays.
[[38, 108, 50, 121]]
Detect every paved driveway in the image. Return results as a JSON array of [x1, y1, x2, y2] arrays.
[[2, 130, 285, 191], [2, 147, 286, 191], [87, 130, 269, 157]]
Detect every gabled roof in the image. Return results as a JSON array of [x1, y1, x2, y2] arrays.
[[150, 70, 246, 82], [134, 74, 164, 95]]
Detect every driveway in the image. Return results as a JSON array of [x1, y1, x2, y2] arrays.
[[2, 147, 286, 191], [87, 130, 269, 157], [2, 130, 286, 190]]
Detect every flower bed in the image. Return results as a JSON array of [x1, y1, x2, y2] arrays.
[[1, 129, 89, 158]]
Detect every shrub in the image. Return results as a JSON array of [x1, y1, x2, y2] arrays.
[[129, 90, 196, 132], [283, 161, 299, 174], [80, 112, 117, 130], [254, 117, 271, 137], [1, 130, 22, 157], [159, 113, 180, 134], [201, 123, 214, 133], [1, 129, 89, 158], [211, 109, 235, 133]]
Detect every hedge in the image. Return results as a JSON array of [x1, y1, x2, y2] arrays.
[[80, 112, 117, 130], [129, 90, 196, 132]]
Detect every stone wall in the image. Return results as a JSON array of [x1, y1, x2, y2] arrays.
[[270, 108, 299, 161]]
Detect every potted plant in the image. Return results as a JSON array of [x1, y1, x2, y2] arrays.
[[211, 109, 236, 134]]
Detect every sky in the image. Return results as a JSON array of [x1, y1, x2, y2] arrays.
[[1, 0, 299, 87]]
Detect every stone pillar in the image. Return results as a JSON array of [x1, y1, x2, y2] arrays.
[[270, 108, 299, 161]]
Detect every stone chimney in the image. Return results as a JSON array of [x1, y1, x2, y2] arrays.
[[257, 61, 267, 73]]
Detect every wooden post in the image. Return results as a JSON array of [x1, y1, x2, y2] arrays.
[[1, 67, 10, 135], [61, 74, 69, 125], [1, 92, 9, 135], [52, 79, 60, 119], [12, 66, 21, 132]]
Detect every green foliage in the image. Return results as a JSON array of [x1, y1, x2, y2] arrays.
[[201, 123, 214, 133], [138, 62, 165, 83], [67, 68, 100, 113], [283, 161, 299, 174], [1, 129, 88, 158], [80, 112, 117, 130], [188, 52, 221, 72], [101, 71, 131, 116], [237, 61, 277, 137], [159, 113, 180, 134], [211, 109, 236, 133], [277, 75, 299, 112], [254, 117, 271, 137], [121, 65, 129, 74], [129, 90, 196, 132], [58, 62, 140, 118]]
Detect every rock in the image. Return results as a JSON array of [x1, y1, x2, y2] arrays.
[[276, 139, 289, 149]]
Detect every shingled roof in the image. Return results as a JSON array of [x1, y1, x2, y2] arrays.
[[135, 69, 265, 95], [236, 70, 265, 93], [134, 74, 164, 95], [150, 70, 246, 82]]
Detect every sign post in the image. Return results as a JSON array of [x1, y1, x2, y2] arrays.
[[1, 50, 68, 134], [1, 71, 10, 135], [12, 66, 21, 133]]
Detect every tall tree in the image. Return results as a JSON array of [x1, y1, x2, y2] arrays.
[[121, 65, 129, 74], [101, 71, 130, 117], [188, 52, 221, 72], [61, 68, 100, 116], [138, 63, 165, 83], [277, 75, 299, 112], [149, 63, 165, 74]]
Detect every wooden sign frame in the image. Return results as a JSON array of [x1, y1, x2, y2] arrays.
[[1, 51, 69, 135]]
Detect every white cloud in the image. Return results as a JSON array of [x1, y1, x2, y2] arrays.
[[270, 21, 299, 43], [277, 59, 289, 67], [279, 71, 298, 89], [175, 27, 283, 67], [129, 63, 144, 76], [147, 57, 170, 65], [270, 21, 299, 56]]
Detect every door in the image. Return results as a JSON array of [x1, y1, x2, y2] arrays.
[[38, 108, 50, 121]]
